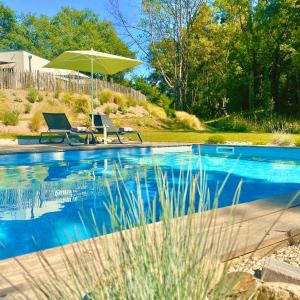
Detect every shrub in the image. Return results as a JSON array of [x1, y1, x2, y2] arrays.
[[54, 90, 60, 99], [31, 112, 44, 132], [118, 105, 127, 114], [104, 105, 117, 115], [97, 89, 114, 104], [209, 115, 253, 132], [127, 97, 137, 107], [144, 102, 167, 119], [47, 98, 57, 106], [37, 94, 44, 102], [206, 134, 226, 144], [113, 92, 127, 106], [62, 93, 74, 106], [2, 110, 20, 126], [232, 117, 252, 132], [24, 103, 32, 114], [14, 96, 22, 102], [73, 96, 90, 113], [175, 111, 203, 130], [27, 88, 40, 103], [93, 98, 100, 109], [271, 131, 295, 146], [104, 105, 112, 115]]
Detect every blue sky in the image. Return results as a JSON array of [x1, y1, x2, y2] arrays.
[[3, 0, 149, 77]]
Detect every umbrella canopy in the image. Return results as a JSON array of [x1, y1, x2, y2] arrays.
[[43, 49, 143, 128], [44, 49, 143, 75]]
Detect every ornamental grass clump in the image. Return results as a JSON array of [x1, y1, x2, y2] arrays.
[[8, 162, 250, 300], [27, 88, 43, 103], [270, 131, 295, 146], [144, 102, 167, 119], [2, 110, 20, 126], [175, 111, 204, 130]]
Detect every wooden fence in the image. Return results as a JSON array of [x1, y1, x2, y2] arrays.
[[0, 69, 147, 103]]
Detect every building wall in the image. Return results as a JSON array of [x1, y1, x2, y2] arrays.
[[0, 51, 24, 70], [0, 50, 88, 78]]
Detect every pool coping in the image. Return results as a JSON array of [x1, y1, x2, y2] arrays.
[[0, 190, 300, 298], [0, 142, 299, 156], [0, 142, 193, 155]]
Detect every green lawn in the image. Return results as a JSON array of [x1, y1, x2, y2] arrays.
[[1, 130, 300, 145], [139, 130, 300, 145]]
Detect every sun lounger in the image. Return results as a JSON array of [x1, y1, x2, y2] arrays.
[[39, 113, 96, 145], [91, 114, 143, 144]]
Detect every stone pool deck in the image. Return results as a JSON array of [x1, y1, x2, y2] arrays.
[[0, 190, 299, 299], [0, 142, 193, 155]]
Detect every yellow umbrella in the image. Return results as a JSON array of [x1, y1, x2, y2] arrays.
[[44, 49, 143, 125]]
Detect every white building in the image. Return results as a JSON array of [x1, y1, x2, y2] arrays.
[[0, 50, 88, 78]]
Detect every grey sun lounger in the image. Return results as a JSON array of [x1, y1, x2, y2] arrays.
[[91, 114, 143, 144], [39, 113, 97, 145]]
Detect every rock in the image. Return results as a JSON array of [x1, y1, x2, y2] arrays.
[[262, 257, 300, 285], [254, 282, 300, 300], [221, 272, 259, 299]]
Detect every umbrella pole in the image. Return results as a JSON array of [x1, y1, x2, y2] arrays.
[[91, 56, 94, 127]]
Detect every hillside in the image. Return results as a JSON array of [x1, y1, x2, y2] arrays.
[[0, 89, 206, 135]]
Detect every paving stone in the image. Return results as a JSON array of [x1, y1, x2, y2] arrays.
[[262, 257, 300, 285]]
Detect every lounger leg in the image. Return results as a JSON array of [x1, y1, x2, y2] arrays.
[[65, 132, 72, 145], [136, 132, 143, 143], [116, 133, 124, 144], [39, 132, 45, 144]]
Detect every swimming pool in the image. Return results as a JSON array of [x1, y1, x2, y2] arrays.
[[0, 145, 299, 259]]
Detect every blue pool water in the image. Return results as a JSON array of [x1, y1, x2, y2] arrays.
[[0, 145, 300, 259]]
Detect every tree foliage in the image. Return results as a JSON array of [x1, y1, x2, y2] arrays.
[[0, 4, 134, 75], [142, 0, 300, 118]]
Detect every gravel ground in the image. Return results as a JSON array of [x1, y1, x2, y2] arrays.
[[229, 242, 300, 276]]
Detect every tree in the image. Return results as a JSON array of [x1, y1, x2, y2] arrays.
[[141, 0, 204, 109], [0, 4, 135, 79]]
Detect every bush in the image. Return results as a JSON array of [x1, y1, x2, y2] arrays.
[[104, 106, 112, 115], [104, 105, 117, 115], [73, 96, 90, 113], [127, 97, 137, 107], [62, 93, 74, 106], [27, 88, 40, 103], [2, 110, 20, 126], [210, 115, 253, 132], [37, 94, 43, 102], [113, 92, 127, 106], [232, 117, 252, 132], [14, 96, 22, 102], [118, 105, 127, 114], [144, 102, 167, 119], [97, 89, 114, 104], [31, 112, 44, 132], [24, 103, 32, 114], [206, 135, 226, 144], [93, 98, 100, 109], [175, 111, 203, 130], [271, 131, 295, 146], [97, 89, 129, 107], [54, 90, 60, 99]]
